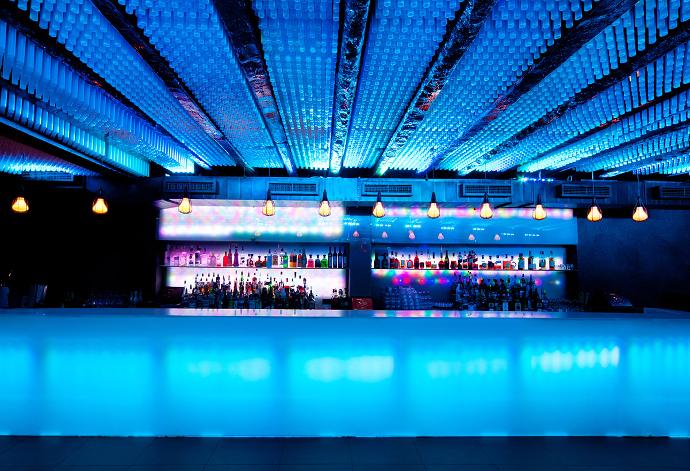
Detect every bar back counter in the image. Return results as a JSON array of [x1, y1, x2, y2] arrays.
[[1, 308, 689, 437]]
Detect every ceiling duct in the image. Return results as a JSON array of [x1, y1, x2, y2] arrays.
[[461, 183, 512, 198], [268, 182, 319, 196], [560, 183, 612, 198], [21, 172, 75, 182], [360, 182, 414, 197], [163, 180, 217, 195], [656, 186, 690, 199]]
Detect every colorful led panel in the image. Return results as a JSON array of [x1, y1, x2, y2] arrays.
[[0, 136, 95, 175], [159, 203, 345, 241]]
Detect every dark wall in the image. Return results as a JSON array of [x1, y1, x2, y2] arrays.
[[577, 209, 690, 311], [0, 178, 159, 307]]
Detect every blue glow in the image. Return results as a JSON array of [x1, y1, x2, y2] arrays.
[[253, 0, 339, 170], [121, 0, 285, 169], [377, 0, 595, 173], [3, 313, 690, 436], [9, 0, 232, 167], [343, 0, 461, 170]]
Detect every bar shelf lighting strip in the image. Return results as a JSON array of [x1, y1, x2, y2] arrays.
[[0, 135, 96, 175], [341, 0, 462, 170], [0, 19, 195, 174], [120, 0, 285, 170], [253, 0, 339, 170], [484, 42, 690, 173], [437, 0, 690, 173], [375, 0, 594, 174], [8, 0, 234, 168], [1, 86, 150, 176]]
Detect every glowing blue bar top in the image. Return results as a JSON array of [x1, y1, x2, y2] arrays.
[[1, 308, 689, 437]]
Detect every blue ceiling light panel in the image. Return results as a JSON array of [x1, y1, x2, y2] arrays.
[[0, 18, 194, 175], [439, 0, 690, 174], [636, 150, 690, 175], [253, 0, 340, 171], [515, 43, 690, 173], [0, 135, 95, 175], [341, 0, 463, 171], [7, 0, 234, 168], [121, 0, 286, 170], [375, 0, 593, 174]]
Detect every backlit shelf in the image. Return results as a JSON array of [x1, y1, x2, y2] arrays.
[[163, 266, 347, 270], [371, 268, 574, 274]]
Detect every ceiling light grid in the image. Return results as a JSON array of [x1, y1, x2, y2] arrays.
[[1, 86, 150, 176], [376, 0, 593, 173], [9, 0, 235, 167], [253, 0, 340, 170], [0, 135, 95, 175], [341, 0, 461, 170], [0, 19, 195, 173], [121, 0, 285, 169], [514, 44, 690, 173], [438, 0, 690, 173], [576, 123, 690, 173], [636, 150, 690, 174]]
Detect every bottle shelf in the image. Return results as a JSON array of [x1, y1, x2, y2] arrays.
[[371, 268, 574, 273], [163, 266, 347, 270]]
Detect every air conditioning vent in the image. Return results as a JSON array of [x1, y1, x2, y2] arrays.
[[461, 183, 512, 198], [657, 186, 690, 199], [560, 184, 611, 198], [361, 183, 413, 197], [268, 182, 318, 196], [21, 171, 74, 182], [164, 180, 216, 194]]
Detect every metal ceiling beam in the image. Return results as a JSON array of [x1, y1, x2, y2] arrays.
[[371, 0, 497, 176], [214, 0, 298, 176], [328, 0, 375, 175], [479, 7, 690, 173], [431, 0, 633, 173], [89, 0, 253, 173]]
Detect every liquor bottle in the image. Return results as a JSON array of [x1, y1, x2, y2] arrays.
[[272, 249, 279, 267], [425, 251, 432, 269], [266, 249, 273, 268], [188, 247, 194, 266], [487, 256, 494, 270], [518, 253, 526, 270], [382, 252, 389, 269], [233, 247, 239, 267], [328, 247, 333, 268], [321, 254, 328, 268], [297, 251, 303, 269], [502, 254, 510, 270], [308, 254, 315, 268], [282, 248, 288, 268], [538, 251, 546, 270], [195, 246, 201, 265], [208, 252, 216, 268], [414, 251, 420, 270], [406, 254, 413, 269], [431, 253, 438, 270], [450, 253, 458, 270], [528, 251, 535, 270], [342, 250, 348, 268], [480, 255, 487, 270], [549, 251, 556, 270], [374, 254, 381, 269]]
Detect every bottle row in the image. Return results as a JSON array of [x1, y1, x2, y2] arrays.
[[165, 245, 348, 269], [182, 272, 348, 310], [373, 249, 564, 271]]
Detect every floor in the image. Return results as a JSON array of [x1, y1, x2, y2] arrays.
[[0, 436, 688, 471]]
